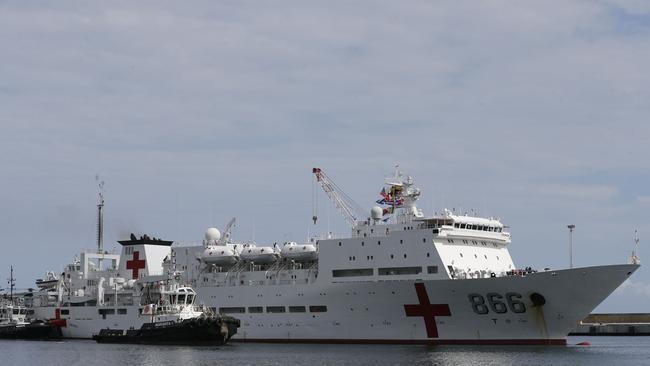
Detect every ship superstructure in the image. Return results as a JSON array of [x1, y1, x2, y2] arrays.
[[172, 167, 639, 344], [30, 182, 234, 340]]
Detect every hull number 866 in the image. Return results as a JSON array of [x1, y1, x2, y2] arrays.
[[468, 292, 527, 314]]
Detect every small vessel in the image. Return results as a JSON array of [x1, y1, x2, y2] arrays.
[[35, 271, 59, 290], [280, 242, 318, 262], [0, 267, 60, 340], [239, 244, 278, 264], [92, 315, 240, 345]]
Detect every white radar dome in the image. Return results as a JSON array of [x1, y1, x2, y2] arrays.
[[370, 206, 383, 220], [205, 228, 222, 242]]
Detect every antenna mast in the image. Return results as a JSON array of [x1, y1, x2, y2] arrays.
[[96, 176, 105, 267], [631, 230, 641, 265], [8, 265, 15, 302]]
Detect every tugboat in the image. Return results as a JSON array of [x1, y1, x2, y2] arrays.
[[0, 266, 60, 340], [30, 182, 240, 344]]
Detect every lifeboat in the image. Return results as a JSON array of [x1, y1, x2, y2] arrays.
[[201, 247, 239, 265], [281, 242, 318, 262], [239, 245, 278, 264]]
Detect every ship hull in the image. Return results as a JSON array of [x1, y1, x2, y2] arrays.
[[193, 264, 637, 344]]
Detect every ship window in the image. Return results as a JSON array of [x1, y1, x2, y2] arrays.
[[390, 254, 394, 259], [460, 253, 464, 257], [426, 253, 430, 257], [427, 266, 438, 274], [177, 294, 186, 304], [378, 266, 422, 275], [220, 307, 245, 314], [117, 309, 127, 315], [60, 309, 70, 315], [309, 306, 327, 312], [472, 225, 478, 230], [400, 240, 403, 244], [248, 306, 263, 313], [339, 242, 342, 246], [454, 223, 459, 228], [484, 255, 488, 259], [98, 309, 115, 315], [422, 238, 426, 243], [403, 254, 407, 258], [332, 268, 373, 277], [289, 306, 306, 313], [460, 223, 466, 229], [488, 227, 493, 232], [378, 241, 381, 245], [266, 306, 286, 313], [361, 241, 364, 246]]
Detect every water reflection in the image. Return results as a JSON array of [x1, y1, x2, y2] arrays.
[[2, 337, 650, 366]]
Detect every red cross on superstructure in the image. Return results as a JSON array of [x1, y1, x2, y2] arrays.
[[404, 283, 451, 338], [126, 251, 146, 279]]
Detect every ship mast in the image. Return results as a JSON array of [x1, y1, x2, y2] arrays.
[[8, 265, 15, 302], [96, 176, 105, 268]]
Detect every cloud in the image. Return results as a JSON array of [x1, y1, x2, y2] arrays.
[[1, 1, 650, 312]]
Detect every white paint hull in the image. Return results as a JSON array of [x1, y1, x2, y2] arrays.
[[194, 264, 636, 344]]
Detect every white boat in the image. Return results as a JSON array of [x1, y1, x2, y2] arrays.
[[171, 167, 640, 345], [280, 242, 318, 262], [239, 245, 278, 264]]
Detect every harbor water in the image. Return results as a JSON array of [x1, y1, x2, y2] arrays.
[[2, 337, 650, 366]]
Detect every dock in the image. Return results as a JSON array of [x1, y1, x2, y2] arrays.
[[570, 313, 650, 336]]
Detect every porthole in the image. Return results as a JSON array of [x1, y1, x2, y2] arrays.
[[426, 253, 430, 257], [422, 238, 426, 243], [390, 254, 394, 259], [460, 253, 464, 258], [403, 254, 407, 258], [400, 239, 403, 244]]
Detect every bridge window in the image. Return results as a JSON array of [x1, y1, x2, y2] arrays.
[[60, 309, 70, 315], [309, 306, 327, 312], [289, 306, 306, 313], [427, 266, 438, 274], [332, 268, 374, 277], [454, 223, 460, 228], [378, 266, 422, 275], [248, 306, 263, 313], [460, 223, 466, 229], [117, 309, 127, 315], [266, 306, 286, 313], [220, 307, 246, 314]]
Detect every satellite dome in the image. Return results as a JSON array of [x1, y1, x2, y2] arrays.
[[371, 206, 383, 220], [205, 228, 222, 242]]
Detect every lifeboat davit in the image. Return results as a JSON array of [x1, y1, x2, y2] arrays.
[[201, 247, 239, 265], [239, 245, 278, 264], [281, 242, 318, 261]]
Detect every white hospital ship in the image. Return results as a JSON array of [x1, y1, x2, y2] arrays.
[[171, 167, 639, 345]]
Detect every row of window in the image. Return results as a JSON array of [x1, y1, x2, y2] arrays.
[[454, 222, 503, 232], [218, 305, 327, 314], [332, 265, 438, 277]]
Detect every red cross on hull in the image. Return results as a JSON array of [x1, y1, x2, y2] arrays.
[[404, 283, 451, 338], [126, 251, 146, 279]]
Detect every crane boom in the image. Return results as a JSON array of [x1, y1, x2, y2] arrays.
[[312, 168, 365, 227]]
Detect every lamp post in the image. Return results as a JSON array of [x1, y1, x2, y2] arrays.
[[567, 224, 575, 269]]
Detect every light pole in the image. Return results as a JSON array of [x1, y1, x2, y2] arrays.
[[567, 224, 575, 269]]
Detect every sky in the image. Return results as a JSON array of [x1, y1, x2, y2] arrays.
[[1, 0, 650, 312]]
